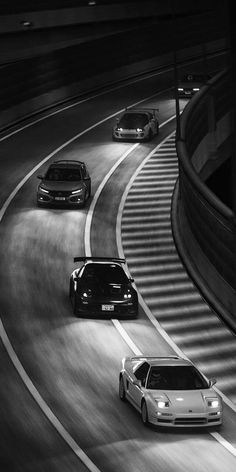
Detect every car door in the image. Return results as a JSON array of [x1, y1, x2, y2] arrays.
[[128, 361, 150, 410]]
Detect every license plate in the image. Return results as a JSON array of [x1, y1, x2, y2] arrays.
[[102, 304, 114, 311], [55, 197, 66, 200]]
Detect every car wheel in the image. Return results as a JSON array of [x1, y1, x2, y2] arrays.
[[119, 376, 126, 401], [88, 183, 91, 199], [69, 282, 78, 316], [141, 400, 149, 425]]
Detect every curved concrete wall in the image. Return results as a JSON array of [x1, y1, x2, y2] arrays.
[[174, 70, 236, 330]]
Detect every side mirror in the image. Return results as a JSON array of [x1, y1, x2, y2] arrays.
[[133, 379, 142, 388], [209, 378, 217, 387], [129, 277, 134, 283]]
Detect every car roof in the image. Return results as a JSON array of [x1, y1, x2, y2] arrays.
[[49, 160, 85, 169], [131, 356, 192, 367]]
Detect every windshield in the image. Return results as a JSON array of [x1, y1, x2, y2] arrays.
[[147, 365, 209, 390], [119, 113, 148, 128], [45, 168, 82, 181], [82, 264, 128, 284]]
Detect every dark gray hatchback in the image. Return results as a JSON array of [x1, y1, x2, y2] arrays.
[[37, 160, 91, 207]]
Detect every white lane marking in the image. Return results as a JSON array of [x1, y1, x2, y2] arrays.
[[84, 143, 139, 256], [0, 77, 172, 142], [0, 98, 173, 471], [115, 131, 236, 457], [0, 320, 101, 472], [211, 432, 236, 457], [112, 319, 142, 355]]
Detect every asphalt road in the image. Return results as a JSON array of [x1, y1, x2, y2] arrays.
[[0, 67, 236, 472]]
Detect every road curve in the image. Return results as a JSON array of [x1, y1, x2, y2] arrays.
[[0, 71, 236, 472]]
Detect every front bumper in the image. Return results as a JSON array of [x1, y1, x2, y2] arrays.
[[113, 130, 146, 141], [76, 299, 138, 317], [148, 410, 222, 427], [37, 192, 86, 206]]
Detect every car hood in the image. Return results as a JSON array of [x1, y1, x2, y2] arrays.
[[150, 389, 215, 413], [39, 181, 84, 191]]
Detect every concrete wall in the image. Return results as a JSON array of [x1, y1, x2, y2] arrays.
[[174, 70, 236, 330]]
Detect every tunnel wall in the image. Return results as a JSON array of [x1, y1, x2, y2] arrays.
[[175, 70, 236, 330], [0, 0, 228, 130]]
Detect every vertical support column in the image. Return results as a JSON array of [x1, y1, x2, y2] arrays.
[[228, 0, 236, 300]]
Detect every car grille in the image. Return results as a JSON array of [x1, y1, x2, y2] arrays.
[[174, 417, 207, 425], [49, 190, 71, 197], [120, 133, 138, 138]]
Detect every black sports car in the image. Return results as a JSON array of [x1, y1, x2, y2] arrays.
[[69, 257, 138, 318]]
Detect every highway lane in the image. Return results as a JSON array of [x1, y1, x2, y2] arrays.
[[0, 75, 236, 471]]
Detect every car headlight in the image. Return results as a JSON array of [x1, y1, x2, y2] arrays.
[[136, 128, 143, 132], [72, 188, 83, 194], [205, 397, 219, 408], [193, 88, 200, 91], [39, 186, 49, 193], [155, 400, 170, 408], [81, 289, 92, 298], [124, 290, 132, 299], [178, 88, 184, 91], [117, 127, 123, 132]]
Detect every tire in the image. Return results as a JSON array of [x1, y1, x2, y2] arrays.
[[141, 400, 149, 425], [119, 376, 126, 401], [88, 183, 91, 199], [69, 282, 78, 316]]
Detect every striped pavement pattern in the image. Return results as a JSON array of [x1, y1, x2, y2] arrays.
[[121, 135, 236, 404]]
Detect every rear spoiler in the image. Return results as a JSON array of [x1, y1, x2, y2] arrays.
[[130, 356, 181, 361], [74, 256, 126, 264], [125, 107, 159, 113]]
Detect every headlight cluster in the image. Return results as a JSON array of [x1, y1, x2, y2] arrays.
[[39, 186, 49, 193], [82, 289, 92, 298], [205, 397, 219, 408], [72, 188, 83, 195], [124, 290, 132, 299], [155, 400, 170, 408]]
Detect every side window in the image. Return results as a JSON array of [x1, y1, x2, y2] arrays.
[[134, 362, 150, 387]]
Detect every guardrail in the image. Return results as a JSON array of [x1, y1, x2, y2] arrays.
[[174, 69, 236, 330]]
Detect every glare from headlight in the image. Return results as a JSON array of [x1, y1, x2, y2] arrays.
[[72, 188, 83, 194], [206, 397, 219, 408], [156, 400, 169, 408]]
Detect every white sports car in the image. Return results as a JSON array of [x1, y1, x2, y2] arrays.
[[112, 107, 159, 141], [119, 356, 223, 427]]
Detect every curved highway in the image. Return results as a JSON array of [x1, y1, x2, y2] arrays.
[[0, 69, 236, 472]]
